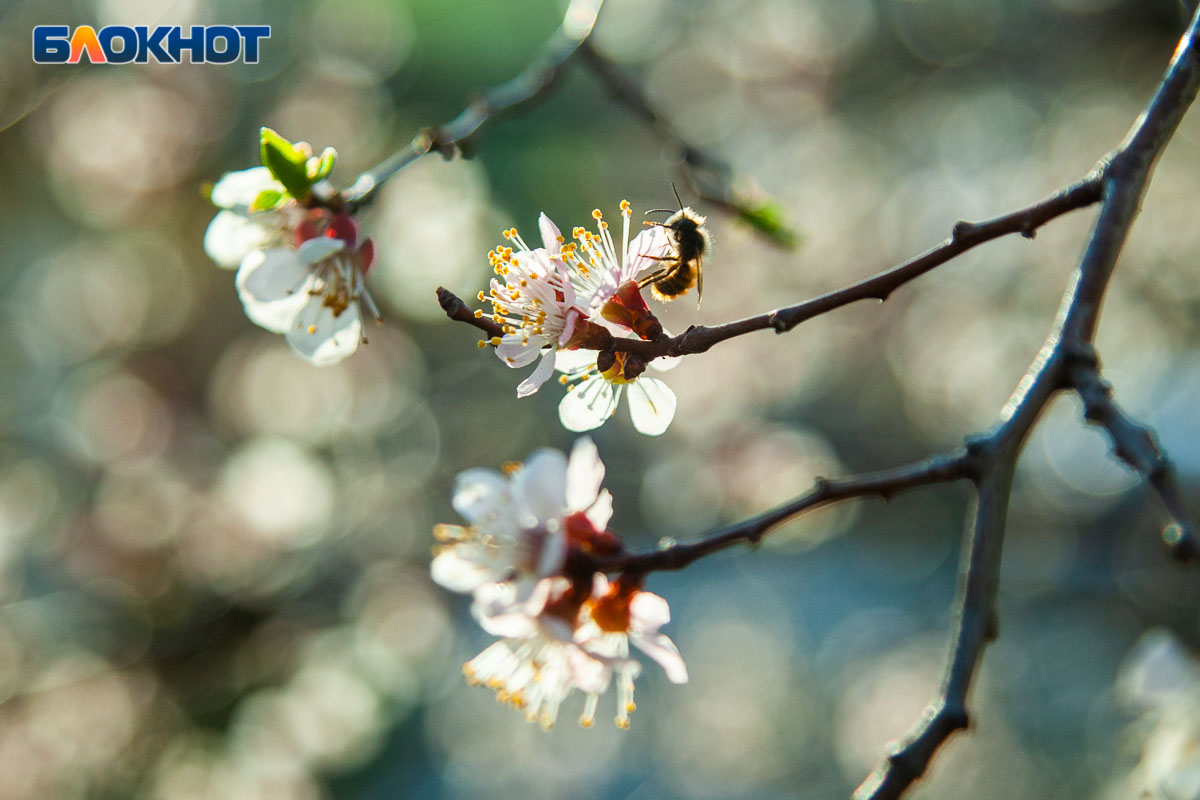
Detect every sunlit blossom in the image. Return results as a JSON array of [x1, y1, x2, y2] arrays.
[[556, 348, 678, 436], [431, 438, 613, 600]]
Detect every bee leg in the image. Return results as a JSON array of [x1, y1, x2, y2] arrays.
[[638, 269, 668, 289]]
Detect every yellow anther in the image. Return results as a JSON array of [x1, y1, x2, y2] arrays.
[[501, 460, 522, 474], [477, 290, 486, 301], [490, 336, 502, 346], [477, 340, 487, 349], [615, 717, 631, 730], [600, 221, 609, 230], [592, 209, 602, 219], [620, 199, 631, 215], [579, 715, 594, 728], [529, 272, 538, 280], [474, 309, 483, 318], [559, 375, 569, 384], [626, 701, 637, 713], [306, 325, 317, 334]]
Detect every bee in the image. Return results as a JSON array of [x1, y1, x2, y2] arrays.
[[637, 188, 711, 307]]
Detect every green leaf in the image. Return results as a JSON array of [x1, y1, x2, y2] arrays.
[[250, 189, 284, 212], [259, 127, 311, 200], [307, 147, 337, 181], [737, 199, 800, 249]]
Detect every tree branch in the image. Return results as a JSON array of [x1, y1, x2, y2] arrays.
[[1067, 349, 1200, 562], [342, 0, 605, 211], [437, 286, 503, 339], [589, 449, 973, 575]]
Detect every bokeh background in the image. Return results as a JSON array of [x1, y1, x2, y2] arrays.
[[2, 0, 1200, 797]]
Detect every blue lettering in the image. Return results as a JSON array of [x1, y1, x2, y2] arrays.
[[237, 26, 270, 64], [32, 25, 70, 64], [99, 26, 136, 63], [167, 25, 205, 63], [204, 25, 239, 64], [135, 26, 173, 63]]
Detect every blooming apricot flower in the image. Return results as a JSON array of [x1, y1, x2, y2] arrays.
[[431, 438, 613, 600], [555, 348, 678, 436]]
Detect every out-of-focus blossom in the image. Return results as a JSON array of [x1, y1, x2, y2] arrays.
[[434, 439, 686, 729], [204, 130, 380, 365], [431, 438, 613, 601]]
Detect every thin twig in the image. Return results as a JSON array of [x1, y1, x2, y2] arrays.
[[590, 449, 973, 575], [1067, 348, 1200, 562], [437, 286, 503, 339], [342, 0, 605, 212]]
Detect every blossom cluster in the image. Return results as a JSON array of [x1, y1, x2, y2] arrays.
[[204, 129, 380, 366], [478, 203, 679, 435], [431, 439, 687, 729]]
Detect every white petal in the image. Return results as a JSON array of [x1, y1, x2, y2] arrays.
[[297, 236, 345, 264], [536, 529, 567, 577], [565, 437, 605, 512], [633, 632, 688, 684], [538, 213, 563, 255], [211, 167, 282, 209], [452, 468, 514, 531], [475, 607, 539, 639], [235, 249, 312, 333], [558, 379, 619, 432], [627, 378, 676, 436], [512, 449, 568, 528], [204, 211, 274, 268], [624, 227, 671, 280], [554, 348, 597, 375], [430, 546, 500, 594], [585, 489, 613, 531], [517, 349, 557, 398], [567, 647, 613, 694], [629, 590, 671, 631], [496, 336, 542, 369], [284, 297, 363, 366]]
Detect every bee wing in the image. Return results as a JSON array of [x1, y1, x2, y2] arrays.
[[695, 254, 703, 309]]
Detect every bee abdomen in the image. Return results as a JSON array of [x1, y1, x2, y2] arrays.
[[650, 263, 696, 301]]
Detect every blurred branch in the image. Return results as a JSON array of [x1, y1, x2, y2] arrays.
[[437, 286, 503, 339], [576, 42, 799, 247], [342, 0, 605, 212], [588, 449, 974, 575], [1068, 349, 1200, 562]]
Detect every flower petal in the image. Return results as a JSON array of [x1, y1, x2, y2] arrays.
[[629, 590, 671, 631], [558, 379, 619, 432], [204, 211, 274, 269], [585, 489, 613, 531], [538, 213, 563, 256], [284, 296, 363, 366], [554, 348, 597, 375], [627, 378, 676, 436], [211, 167, 282, 209], [517, 349, 557, 398], [297, 236, 345, 264], [565, 437, 605, 512], [430, 544, 502, 594], [235, 248, 312, 333], [511, 448, 568, 528], [496, 335, 542, 369], [452, 468, 515, 531], [632, 632, 688, 684], [624, 226, 671, 280]]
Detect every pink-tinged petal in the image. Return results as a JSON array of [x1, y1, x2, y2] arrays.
[[210, 167, 282, 209], [297, 235, 345, 264], [476, 608, 540, 639], [430, 545, 497, 594], [558, 307, 582, 346], [629, 590, 671, 631], [496, 335, 542, 369], [205, 211, 275, 268], [633, 632, 688, 684], [284, 297, 363, 365], [517, 349, 557, 398], [512, 448, 567, 528], [566, 647, 613, 695], [566, 437, 605, 512], [451, 468, 513, 530], [538, 213, 563, 256], [558, 379, 619, 432], [627, 378, 676, 436], [235, 249, 312, 333], [585, 489, 614, 532], [624, 227, 671, 279]]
